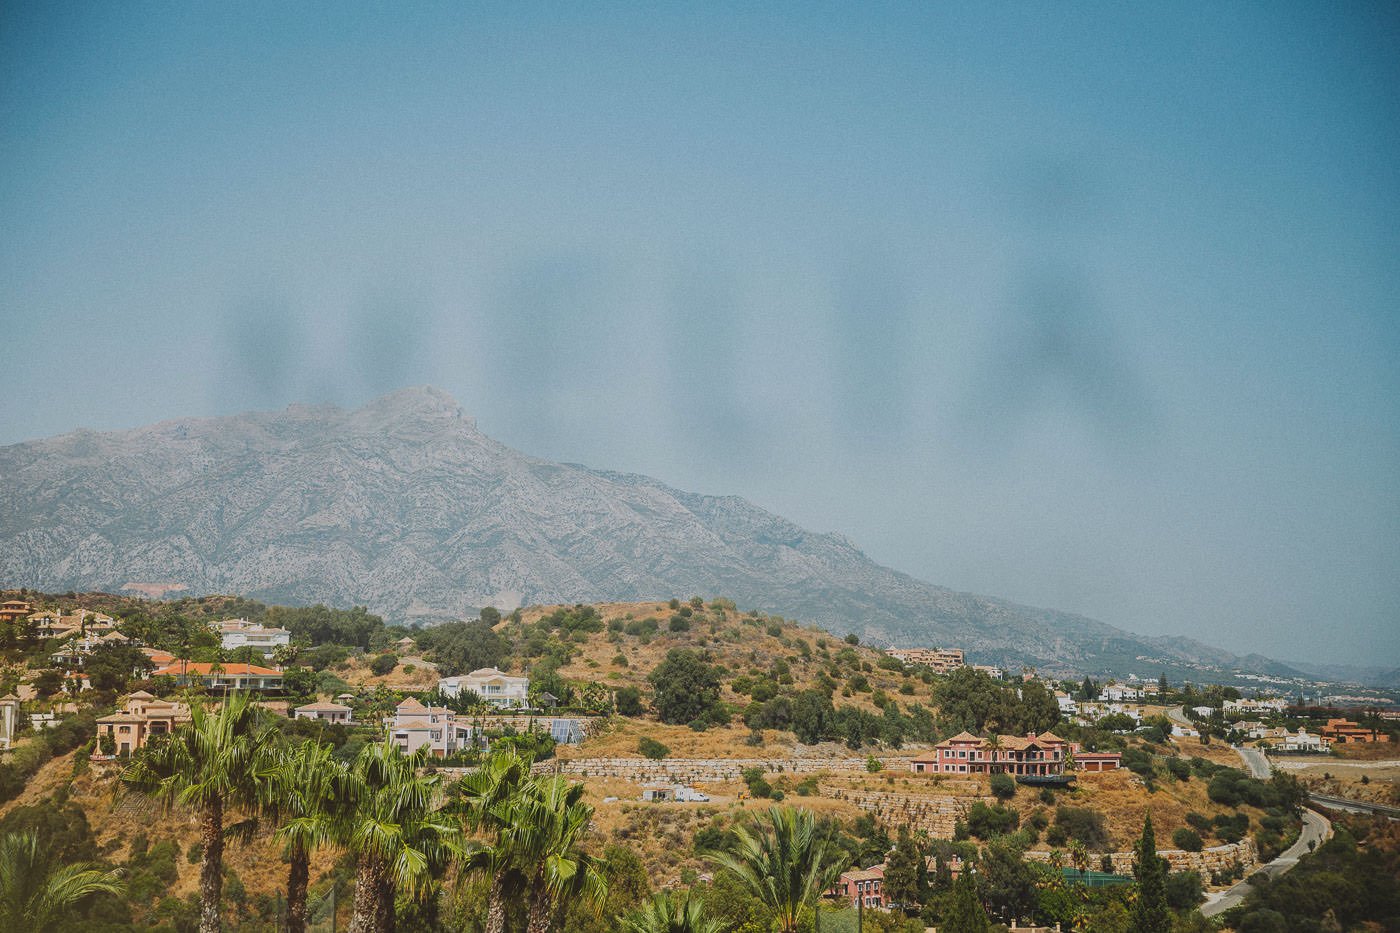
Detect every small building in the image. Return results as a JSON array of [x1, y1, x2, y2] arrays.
[[829, 865, 886, 910], [0, 694, 19, 750], [293, 701, 354, 724], [1073, 751, 1122, 772], [1056, 693, 1079, 716], [641, 784, 675, 802], [94, 691, 192, 757], [641, 783, 709, 802], [1102, 685, 1144, 702], [439, 667, 530, 708]]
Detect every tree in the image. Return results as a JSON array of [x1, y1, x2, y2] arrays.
[[791, 689, 834, 744], [941, 872, 989, 933], [122, 693, 278, 933], [0, 830, 123, 932], [705, 806, 845, 933], [518, 776, 608, 933], [648, 649, 723, 726], [1131, 814, 1171, 933], [85, 644, 151, 692], [263, 741, 351, 933], [615, 686, 644, 716], [978, 840, 1038, 924], [883, 825, 927, 908], [456, 749, 535, 933], [621, 891, 723, 933], [344, 739, 457, 933]]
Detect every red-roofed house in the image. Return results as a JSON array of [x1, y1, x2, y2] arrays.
[[911, 731, 1070, 776], [829, 864, 886, 909], [151, 661, 284, 692]]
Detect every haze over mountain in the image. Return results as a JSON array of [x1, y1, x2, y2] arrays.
[[0, 387, 1307, 678]]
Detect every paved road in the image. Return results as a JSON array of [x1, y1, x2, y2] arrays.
[[1167, 705, 1191, 727], [1235, 744, 1271, 779], [1308, 793, 1400, 818], [1201, 807, 1332, 917]]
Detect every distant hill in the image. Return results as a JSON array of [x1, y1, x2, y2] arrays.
[[0, 387, 1293, 677]]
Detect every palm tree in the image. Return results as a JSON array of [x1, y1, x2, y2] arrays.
[[453, 749, 533, 933], [0, 831, 123, 932], [1068, 839, 1090, 881], [344, 738, 458, 933], [262, 741, 351, 933], [706, 806, 845, 933], [122, 691, 278, 933], [518, 776, 608, 933], [621, 890, 723, 933]]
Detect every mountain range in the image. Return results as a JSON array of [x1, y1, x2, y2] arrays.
[[0, 387, 1314, 679]]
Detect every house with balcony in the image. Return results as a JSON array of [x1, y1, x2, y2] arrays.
[[0, 600, 33, 624], [94, 691, 191, 757], [1278, 729, 1332, 753], [209, 619, 292, 658], [1102, 684, 1144, 702], [438, 667, 530, 708], [910, 731, 1071, 776], [390, 697, 474, 757]]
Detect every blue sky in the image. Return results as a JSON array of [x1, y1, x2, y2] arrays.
[[2, 3, 1397, 666]]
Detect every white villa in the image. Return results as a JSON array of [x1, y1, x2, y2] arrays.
[[210, 619, 291, 657], [294, 701, 354, 724], [1102, 684, 1144, 702], [1276, 729, 1332, 753], [439, 667, 530, 708]]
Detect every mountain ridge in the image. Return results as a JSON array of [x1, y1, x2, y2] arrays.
[[0, 386, 1293, 678]]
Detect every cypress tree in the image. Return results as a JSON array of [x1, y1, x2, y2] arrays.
[[1132, 813, 1171, 933]]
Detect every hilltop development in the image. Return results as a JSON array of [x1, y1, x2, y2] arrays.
[[0, 591, 1396, 931]]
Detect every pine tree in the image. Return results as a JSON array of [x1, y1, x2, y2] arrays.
[[1131, 814, 1171, 933], [941, 872, 989, 933], [883, 826, 926, 908]]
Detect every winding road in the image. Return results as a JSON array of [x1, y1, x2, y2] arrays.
[[1199, 742, 1333, 917]]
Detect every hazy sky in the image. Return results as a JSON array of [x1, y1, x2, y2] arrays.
[[3, 3, 1397, 667]]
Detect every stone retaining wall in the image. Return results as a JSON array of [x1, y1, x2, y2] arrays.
[[1024, 837, 1259, 877], [534, 756, 888, 782], [818, 786, 988, 836]]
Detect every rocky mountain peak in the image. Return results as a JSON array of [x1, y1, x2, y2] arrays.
[[0, 389, 1268, 676]]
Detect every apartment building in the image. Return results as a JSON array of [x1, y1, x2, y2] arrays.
[[883, 647, 964, 674], [209, 619, 291, 657]]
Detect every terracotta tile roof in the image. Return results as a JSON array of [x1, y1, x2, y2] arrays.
[[151, 662, 282, 677]]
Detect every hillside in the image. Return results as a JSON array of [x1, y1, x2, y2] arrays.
[[0, 386, 1286, 677]]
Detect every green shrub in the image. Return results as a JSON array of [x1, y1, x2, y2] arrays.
[[1172, 827, 1204, 852], [989, 772, 1016, 800], [638, 737, 670, 760]]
